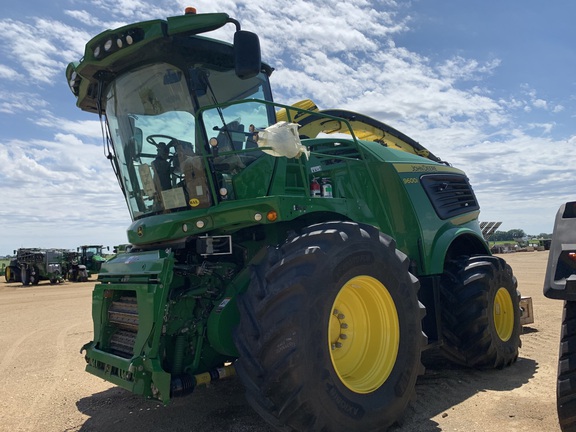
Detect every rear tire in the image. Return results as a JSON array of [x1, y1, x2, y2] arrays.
[[558, 300, 576, 432], [440, 255, 521, 368], [234, 221, 426, 431]]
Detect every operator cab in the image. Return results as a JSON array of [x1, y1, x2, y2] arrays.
[[105, 58, 275, 220]]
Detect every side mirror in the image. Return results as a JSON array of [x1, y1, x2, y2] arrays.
[[234, 31, 261, 79]]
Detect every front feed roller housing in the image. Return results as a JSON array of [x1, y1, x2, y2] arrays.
[[81, 247, 243, 402]]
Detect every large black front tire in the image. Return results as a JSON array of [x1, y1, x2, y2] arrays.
[[558, 300, 576, 432], [440, 255, 521, 368], [234, 221, 426, 431]]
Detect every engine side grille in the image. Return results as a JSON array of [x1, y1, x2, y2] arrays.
[[108, 295, 138, 358], [420, 174, 479, 220]]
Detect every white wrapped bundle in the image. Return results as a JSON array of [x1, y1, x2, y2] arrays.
[[257, 121, 309, 159]]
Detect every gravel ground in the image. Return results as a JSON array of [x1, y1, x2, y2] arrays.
[[0, 250, 563, 431]]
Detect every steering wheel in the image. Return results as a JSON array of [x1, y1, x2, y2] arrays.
[[146, 134, 182, 183], [147, 134, 180, 162], [146, 134, 180, 150]]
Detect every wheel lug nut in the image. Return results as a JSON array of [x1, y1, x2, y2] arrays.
[[337, 313, 345, 319], [340, 334, 347, 339], [340, 323, 348, 329]]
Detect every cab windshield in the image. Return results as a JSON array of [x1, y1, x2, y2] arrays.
[[105, 62, 274, 219]]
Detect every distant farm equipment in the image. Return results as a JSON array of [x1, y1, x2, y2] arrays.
[[16, 248, 65, 285], [76, 245, 109, 278], [4, 245, 111, 285]]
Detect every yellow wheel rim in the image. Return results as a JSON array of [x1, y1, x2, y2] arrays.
[[328, 275, 400, 394], [5, 267, 10, 281], [493, 287, 514, 342]]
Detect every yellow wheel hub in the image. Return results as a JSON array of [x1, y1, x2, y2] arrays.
[[493, 287, 514, 342], [328, 275, 399, 394]]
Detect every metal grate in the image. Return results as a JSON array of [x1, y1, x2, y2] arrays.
[[420, 174, 479, 220]]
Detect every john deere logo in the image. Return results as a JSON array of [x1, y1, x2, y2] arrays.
[[137, 226, 144, 237], [189, 198, 200, 207]]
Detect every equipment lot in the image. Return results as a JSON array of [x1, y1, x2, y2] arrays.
[[0, 251, 562, 432]]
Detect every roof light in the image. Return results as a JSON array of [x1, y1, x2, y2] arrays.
[[104, 39, 114, 52], [185, 7, 197, 15]]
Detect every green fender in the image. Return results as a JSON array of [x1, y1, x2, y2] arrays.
[[427, 225, 490, 274]]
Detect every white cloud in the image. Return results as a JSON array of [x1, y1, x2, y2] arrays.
[[34, 114, 103, 138], [0, 91, 49, 114], [0, 64, 18, 80], [0, 18, 91, 84], [0, 133, 129, 251], [438, 56, 501, 82], [533, 98, 547, 109]]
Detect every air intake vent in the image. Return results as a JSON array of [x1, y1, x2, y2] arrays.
[[420, 174, 479, 220]]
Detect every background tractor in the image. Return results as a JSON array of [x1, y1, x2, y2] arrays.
[[62, 250, 89, 282], [67, 8, 525, 431], [16, 248, 64, 285], [76, 245, 109, 277], [544, 201, 576, 432]]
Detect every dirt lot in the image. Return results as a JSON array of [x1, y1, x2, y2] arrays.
[[0, 251, 563, 432]]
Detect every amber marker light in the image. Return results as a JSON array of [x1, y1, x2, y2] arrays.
[[569, 252, 576, 262], [185, 7, 197, 14], [266, 210, 278, 222]]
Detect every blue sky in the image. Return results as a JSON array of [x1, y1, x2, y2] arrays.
[[0, 0, 575, 255]]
